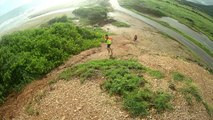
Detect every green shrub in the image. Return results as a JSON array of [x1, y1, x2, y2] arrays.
[[60, 59, 172, 116], [0, 16, 103, 103], [146, 69, 165, 79], [103, 74, 144, 95], [124, 92, 150, 116], [154, 92, 173, 112], [112, 21, 130, 27], [48, 16, 69, 25], [172, 72, 185, 81], [73, 6, 108, 25], [173, 72, 212, 116], [181, 82, 202, 104], [172, 71, 193, 82], [123, 89, 154, 116], [203, 101, 213, 116]]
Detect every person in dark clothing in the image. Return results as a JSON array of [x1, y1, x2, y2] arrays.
[[134, 35, 137, 41]]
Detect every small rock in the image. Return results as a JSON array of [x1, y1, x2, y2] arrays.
[[77, 106, 83, 111], [124, 115, 129, 118], [61, 116, 66, 120]]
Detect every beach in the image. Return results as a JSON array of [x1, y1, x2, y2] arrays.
[[0, 0, 90, 37]]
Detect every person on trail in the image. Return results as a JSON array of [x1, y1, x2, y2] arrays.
[[104, 34, 113, 56], [134, 35, 137, 41]]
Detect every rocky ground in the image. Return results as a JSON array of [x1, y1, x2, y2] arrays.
[[1, 11, 213, 120]]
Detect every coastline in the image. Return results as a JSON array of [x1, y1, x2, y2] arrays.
[[0, 0, 89, 37], [0, 11, 74, 37]]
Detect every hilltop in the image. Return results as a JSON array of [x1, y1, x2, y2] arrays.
[[0, 1, 213, 120]]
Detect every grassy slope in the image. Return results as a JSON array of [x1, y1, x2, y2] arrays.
[[59, 59, 213, 117], [171, 72, 213, 116], [59, 59, 171, 116], [118, 0, 213, 58], [179, 0, 213, 17], [111, 21, 130, 27], [118, 0, 213, 41], [156, 20, 213, 57]]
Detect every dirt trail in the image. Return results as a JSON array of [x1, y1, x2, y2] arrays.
[[1, 12, 213, 120]]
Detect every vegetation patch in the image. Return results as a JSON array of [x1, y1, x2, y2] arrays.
[[118, 0, 213, 61], [172, 72, 186, 82], [73, 4, 129, 28], [172, 71, 213, 116], [178, 0, 213, 17], [181, 82, 202, 105], [73, 6, 109, 25], [112, 21, 130, 27], [59, 59, 172, 116], [172, 72, 202, 104], [146, 69, 165, 79], [203, 101, 213, 117], [25, 102, 39, 116], [0, 16, 104, 104], [118, 0, 213, 41]]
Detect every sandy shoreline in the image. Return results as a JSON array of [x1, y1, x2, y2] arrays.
[[0, 14, 66, 38], [0, 0, 91, 37], [0, 9, 76, 37]]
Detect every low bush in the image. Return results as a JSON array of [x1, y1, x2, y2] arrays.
[[112, 21, 130, 27], [73, 6, 108, 25], [60, 59, 172, 116], [0, 17, 103, 103]]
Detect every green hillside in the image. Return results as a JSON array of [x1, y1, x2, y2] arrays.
[[0, 17, 103, 103], [179, 0, 213, 17], [118, 0, 213, 41]]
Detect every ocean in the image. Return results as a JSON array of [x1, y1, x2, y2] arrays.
[[0, 0, 88, 35], [0, 0, 212, 35]]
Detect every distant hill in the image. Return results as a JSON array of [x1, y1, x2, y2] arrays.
[[180, 0, 213, 17]]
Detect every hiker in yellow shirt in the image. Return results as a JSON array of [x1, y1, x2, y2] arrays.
[[104, 34, 113, 56]]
